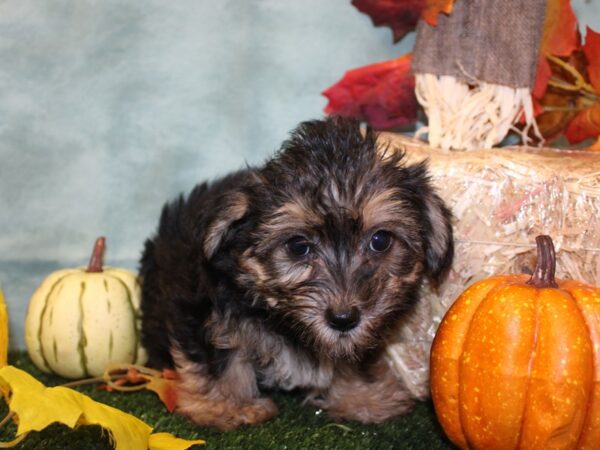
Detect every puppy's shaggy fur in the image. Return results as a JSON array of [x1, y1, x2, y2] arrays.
[[139, 117, 453, 430]]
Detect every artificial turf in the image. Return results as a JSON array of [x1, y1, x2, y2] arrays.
[[1, 352, 455, 449]]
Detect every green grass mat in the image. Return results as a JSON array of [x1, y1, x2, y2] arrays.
[[0, 352, 455, 449]]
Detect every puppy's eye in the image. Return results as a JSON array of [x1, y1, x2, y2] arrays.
[[369, 230, 393, 253], [286, 236, 312, 257]]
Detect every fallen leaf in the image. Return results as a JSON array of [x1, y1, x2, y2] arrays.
[[0, 366, 204, 449], [101, 364, 178, 413], [146, 374, 178, 413], [322, 54, 418, 129], [0, 365, 151, 449], [533, 0, 580, 99], [149, 432, 204, 450], [351, 0, 425, 42]]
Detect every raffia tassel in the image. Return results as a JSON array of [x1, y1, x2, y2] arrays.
[[415, 73, 543, 150]]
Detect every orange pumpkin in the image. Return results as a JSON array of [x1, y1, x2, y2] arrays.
[[431, 235, 600, 450]]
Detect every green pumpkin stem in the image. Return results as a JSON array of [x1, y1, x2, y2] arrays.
[[527, 235, 558, 288], [87, 237, 106, 273]]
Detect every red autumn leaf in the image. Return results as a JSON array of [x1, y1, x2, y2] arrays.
[[582, 27, 600, 93], [533, 0, 579, 99], [561, 28, 600, 145], [351, 0, 425, 43], [322, 54, 418, 129], [565, 103, 600, 144], [351, 0, 453, 42], [421, 0, 454, 27]]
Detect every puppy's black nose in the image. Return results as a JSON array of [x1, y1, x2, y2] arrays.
[[325, 307, 360, 331]]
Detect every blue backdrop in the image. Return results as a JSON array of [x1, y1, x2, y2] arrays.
[[1, 0, 598, 349]]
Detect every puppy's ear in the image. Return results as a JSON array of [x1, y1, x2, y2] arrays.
[[423, 192, 454, 283], [203, 191, 250, 259], [393, 159, 454, 283]]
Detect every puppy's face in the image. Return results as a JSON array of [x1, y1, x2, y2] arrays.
[[207, 118, 453, 361]]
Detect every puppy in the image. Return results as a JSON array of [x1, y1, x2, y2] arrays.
[[139, 117, 453, 430]]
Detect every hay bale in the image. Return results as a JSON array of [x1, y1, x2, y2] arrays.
[[382, 133, 600, 398]]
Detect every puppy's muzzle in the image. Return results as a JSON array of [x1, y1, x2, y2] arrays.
[[325, 306, 360, 332]]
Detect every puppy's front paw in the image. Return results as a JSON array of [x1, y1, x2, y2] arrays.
[[238, 397, 279, 426], [323, 387, 414, 424], [308, 366, 415, 424], [179, 396, 278, 431]]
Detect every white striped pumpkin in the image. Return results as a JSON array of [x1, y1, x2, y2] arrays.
[[24, 237, 147, 379]]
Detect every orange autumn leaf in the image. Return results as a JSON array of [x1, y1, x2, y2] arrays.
[[534, 89, 581, 141], [540, 0, 579, 56], [533, 0, 579, 99], [421, 0, 454, 27], [102, 365, 178, 413], [146, 374, 178, 413], [322, 54, 418, 129], [565, 103, 600, 144], [0, 366, 204, 449]]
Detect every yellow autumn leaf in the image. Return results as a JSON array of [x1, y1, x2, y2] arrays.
[[149, 432, 205, 450], [0, 366, 204, 449], [0, 365, 151, 449], [0, 287, 8, 367]]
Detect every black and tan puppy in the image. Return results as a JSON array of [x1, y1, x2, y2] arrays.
[[139, 117, 453, 430]]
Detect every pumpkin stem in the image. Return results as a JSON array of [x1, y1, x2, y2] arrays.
[[527, 235, 558, 288], [87, 237, 106, 273]]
